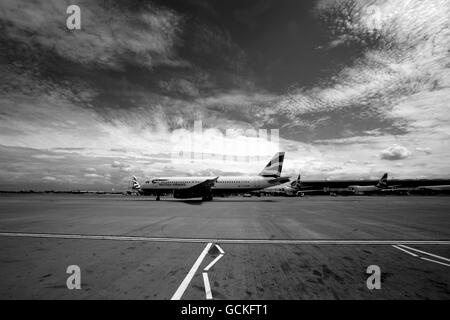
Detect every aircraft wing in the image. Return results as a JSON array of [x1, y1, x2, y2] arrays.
[[184, 177, 218, 192], [268, 176, 291, 184]]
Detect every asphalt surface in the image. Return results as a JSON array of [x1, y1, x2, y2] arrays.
[[0, 194, 449, 299]]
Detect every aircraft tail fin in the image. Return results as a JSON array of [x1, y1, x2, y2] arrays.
[[259, 152, 285, 177], [376, 173, 388, 189], [131, 176, 141, 190]]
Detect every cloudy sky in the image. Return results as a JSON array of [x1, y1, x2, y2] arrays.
[[0, 0, 449, 190]]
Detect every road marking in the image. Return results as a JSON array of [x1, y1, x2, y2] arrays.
[[0, 232, 449, 245], [392, 245, 418, 257], [393, 244, 450, 267], [171, 242, 212, 300], [398, 245, 450, 262], [215, 244, 225, 254], [204, 254, 224, 272], [420, 257, 450, 267], [202, 272, 213, 300], [201, 244, 226, 299], [204, 244, 225, 272]]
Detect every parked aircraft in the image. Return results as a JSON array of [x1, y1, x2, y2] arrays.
[[347, 173, 388, 194], [260, 173, 302, 196], [132, 152, 289, 201]]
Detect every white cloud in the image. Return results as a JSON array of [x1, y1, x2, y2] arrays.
[[268, 0, 450, 178], [111, 161, 129, 169], [278, 0, 449, 119], [42, 176, 57, 181], [84, 173, 102, 179], [380, 145, 411, 161]]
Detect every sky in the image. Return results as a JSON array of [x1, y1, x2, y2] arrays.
[[0, 0, 449, 190]]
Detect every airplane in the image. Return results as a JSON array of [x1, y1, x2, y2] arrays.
[[346, 173, 388, 195], [260, 173, 302, 196], [363, 180, 450, 195], [298, 175, 450, 194], [132, 152, 289, 201], [290, 173, 390, 196], [403, 184, 450, 195], [418, 185, 450, 191]]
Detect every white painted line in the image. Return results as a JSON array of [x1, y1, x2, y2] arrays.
[[215, 244, 225, 254], [393, 244, 450, 267], [420, 257, 450, 267], [204, 254, 224, 272], [202, 272, 213, 300], [398, 245, 450, 262], [0, 232, 449, 245], [392, 245, 418, 257], [171, 242, 213, 300]]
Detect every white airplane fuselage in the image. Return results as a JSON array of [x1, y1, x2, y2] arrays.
[[140, 176, 287, 195]]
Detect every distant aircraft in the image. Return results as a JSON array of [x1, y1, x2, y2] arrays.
[[132, 152, 289, 201], [378, 180, 450, 195], [347, 173, 388, 194], [261, 173, 302, 196], [418, 185, 450, 191], [293, 173, 390, 196], [298, 174, 450, 194], [273, 172, 450, 196], [410, 185, 450, 196]]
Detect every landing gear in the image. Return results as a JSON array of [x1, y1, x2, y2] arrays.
[[202, 194, 213, 201], [156, 195, 160, 201]]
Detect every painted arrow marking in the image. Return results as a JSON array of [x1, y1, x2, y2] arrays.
[[171, 242, 212, 300], [204, 244, 225, 271], [202, 244, 225, 300]]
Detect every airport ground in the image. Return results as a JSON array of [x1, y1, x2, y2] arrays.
[[0, 194, 449, 299]]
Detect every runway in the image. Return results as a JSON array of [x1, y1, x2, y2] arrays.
[[0, 194, 449, 299]]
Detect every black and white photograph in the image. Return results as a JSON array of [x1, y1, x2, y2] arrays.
[[0, 0, 449, 306]]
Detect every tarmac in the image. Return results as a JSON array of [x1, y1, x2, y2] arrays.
[[0, 194, 449, 299]]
